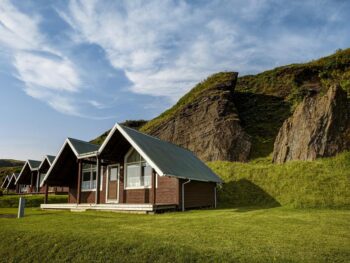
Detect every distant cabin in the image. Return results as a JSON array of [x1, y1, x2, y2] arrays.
[[15, 156, 68, 194], [40, 123, 222, 212]]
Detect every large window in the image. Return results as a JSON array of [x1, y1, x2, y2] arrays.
[[125, 149, 152, 189], [82, 164, 102, 191]]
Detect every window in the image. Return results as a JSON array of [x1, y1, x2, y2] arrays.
[[81, 164, 102, 191], [109, 167, 118, 181], [125, 149, 152, 189]]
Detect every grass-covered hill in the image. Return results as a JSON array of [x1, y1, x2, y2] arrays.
[[209, 151, 350, 209], [0, 159, 24, 168], [236, 48, 350, 105], [0, 159, 24, 184], [93, 48, 350, 160], [142, 48, 350, 136]]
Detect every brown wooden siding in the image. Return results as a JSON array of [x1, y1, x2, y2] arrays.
[[68, 166, 107, 204], [155, 176, 179, 205], [64, 143, 215, 209], [179, 180, 216, 209]]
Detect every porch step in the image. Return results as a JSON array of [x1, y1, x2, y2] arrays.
[[41, 203, 177, 212]]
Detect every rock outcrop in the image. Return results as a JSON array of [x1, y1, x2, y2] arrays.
[[273, 85, 350, 163], [146, 72, 252, 162]]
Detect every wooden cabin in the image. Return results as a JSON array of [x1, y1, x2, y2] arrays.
[[16, 160, 41, 193], [38, 155, 68, 194], [40, 123, 222, 212], [6, 173, 19, 192], [1, 175, 10, 190], [15, 156, 68, 194], [1, 175, 10, 189]]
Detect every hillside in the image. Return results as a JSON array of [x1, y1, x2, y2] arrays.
[[93, 48, 350, 161], [0, 159, 24, 168], [209, 151, 350, 208], [0, 159, 24, 184], [90, 120, 147, 145]]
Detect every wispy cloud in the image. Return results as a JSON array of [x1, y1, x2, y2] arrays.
[[59, 0, 350, 102], [0, 0, 43, 51], [1, 0, 349, 117], [14, 52, 80, 93], [0, 0, 82, 116]]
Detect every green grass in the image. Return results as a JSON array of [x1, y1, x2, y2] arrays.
[[236, 48, 350, 106], [0, 195, 68, 208], [0, 207, 349, 262], [209, 151, 350, 209]]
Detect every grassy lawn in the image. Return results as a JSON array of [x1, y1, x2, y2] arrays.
[[0, 207, 349, 262]]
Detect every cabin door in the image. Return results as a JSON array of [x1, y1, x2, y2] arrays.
[[106, 165, 119, 203]]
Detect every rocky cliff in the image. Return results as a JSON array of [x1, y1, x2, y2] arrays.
[[273, 85, 350, 163], [93, 48, 350, 162], [143, 72, 252, 162]]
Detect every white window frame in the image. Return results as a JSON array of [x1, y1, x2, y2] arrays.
[[124, 148, 157, 190], [105, 164, 120, 203], [81, 164, 103, 192]]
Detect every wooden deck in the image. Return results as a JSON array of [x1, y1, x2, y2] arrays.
[[40, 203, 177, 213]]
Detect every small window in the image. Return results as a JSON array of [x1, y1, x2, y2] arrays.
[[81, 164, 102, 191], [110, 167, 118, 181], [127, 149, 141, 163]]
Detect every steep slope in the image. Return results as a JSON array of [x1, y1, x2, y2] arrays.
[[93, 48, 350, 161], [209, 151, 350, 208], [273, 85, 350, 163], [91, 120, 147, 145], [143, 72, 251, 162]]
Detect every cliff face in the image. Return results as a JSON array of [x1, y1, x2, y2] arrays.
[[146, 72, 252, 162], [273, 85, 350, 163], [93, 49, 350, 162]]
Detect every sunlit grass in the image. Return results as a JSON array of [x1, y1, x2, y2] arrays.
[[0, 207, 349, 262]]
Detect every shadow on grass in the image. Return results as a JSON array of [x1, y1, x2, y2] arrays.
[[218, 179, 281, 212], [0, 214, 16, 218]]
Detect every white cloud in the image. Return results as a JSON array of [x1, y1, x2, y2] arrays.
[[1, 0, 348, 115], [14, 52, 80, 92], [0, 0, 82, 115], [58, 1, 280, 101], [59, 0, 349, 102], [61, 0, 245, 100], [0, 0, 43, 50]]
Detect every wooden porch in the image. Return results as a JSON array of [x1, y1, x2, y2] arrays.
[[40, 203, 177, 213]]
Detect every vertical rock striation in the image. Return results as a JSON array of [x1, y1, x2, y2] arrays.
[[273, 85, 350, 163], [147, 72, 252, 162]]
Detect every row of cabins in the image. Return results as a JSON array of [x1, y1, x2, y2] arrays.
[[1, 173, 19, 192], [2, 123, 222, 213], [1, 157, 68, 194]]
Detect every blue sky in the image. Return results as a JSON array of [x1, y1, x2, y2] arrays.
[[0, 0, 349, 161]]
